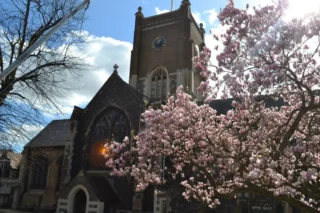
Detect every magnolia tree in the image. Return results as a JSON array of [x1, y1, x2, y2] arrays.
[[106, 1, 320, 212]]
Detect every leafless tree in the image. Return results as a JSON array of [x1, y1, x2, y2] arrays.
[[0, 0, 89, 150]]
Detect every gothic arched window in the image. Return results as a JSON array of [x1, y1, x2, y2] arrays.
[[150, 67, 167, 100], [56, 155, 63, 191], [30, 156, 48, 190], [194, 44, 199, 57], [88, 107, 130, 170]]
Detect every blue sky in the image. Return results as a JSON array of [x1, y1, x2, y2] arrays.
[[83, 0, 228, 42]]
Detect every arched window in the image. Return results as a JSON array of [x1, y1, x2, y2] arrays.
[[30, 156, 49, 190], [150, 67, 167, 100], [0, 160, 10, 178], [56, 155, 63, 191], [194, 44, 199, 57], [88, 107, 130, 170], [0, 151, 10, 178]]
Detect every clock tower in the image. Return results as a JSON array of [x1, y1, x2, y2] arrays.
[[129, 0, 205, 102]]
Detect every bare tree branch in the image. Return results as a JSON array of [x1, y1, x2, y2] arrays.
[[0, 0, 89, 151]]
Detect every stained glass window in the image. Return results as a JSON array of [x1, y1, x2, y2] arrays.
[[88, 107, 130, 170]]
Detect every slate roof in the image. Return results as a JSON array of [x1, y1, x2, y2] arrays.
[[87, 176, 121, 204], [26, 119, 70, 148], [85, 71, 144, 110], [209, 96, 285, 115], [125, 81, 144, 102], [209, 98, 234, 115]]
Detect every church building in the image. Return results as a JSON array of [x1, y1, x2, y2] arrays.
[[13, 1, 299, 213], [16, 1, 206, 213]]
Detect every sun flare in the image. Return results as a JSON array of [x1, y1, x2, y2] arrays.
[[285, 0, 320, 20]]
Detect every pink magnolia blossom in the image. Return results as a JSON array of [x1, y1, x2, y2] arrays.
[[106, 0, 320, 212]]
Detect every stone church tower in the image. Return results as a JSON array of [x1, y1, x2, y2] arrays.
[[129, 0, 205, 102], [129, 1, 206, 212]]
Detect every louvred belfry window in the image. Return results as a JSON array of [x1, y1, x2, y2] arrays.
[[88, 107, 130, 170], [151, 68, 167, 100]]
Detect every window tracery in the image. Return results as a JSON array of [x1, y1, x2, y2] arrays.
[[30, 156, 48, 189], [150, 68, 167, 100], [88, 107, 130, 170]]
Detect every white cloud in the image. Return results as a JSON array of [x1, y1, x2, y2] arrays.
[[204, 24, 228, 66], [1, 123, 45, 151], [55, 32, 133, 115], [15, 31, 133, 118], [155, 7, 169, 15], [204, 9, 218, 26], [192, 11, 206, 28]]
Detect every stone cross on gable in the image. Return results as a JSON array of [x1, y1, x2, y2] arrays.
[[113, 64, 118, 74]]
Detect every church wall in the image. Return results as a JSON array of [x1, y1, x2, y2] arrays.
[[70, 74, 144, 179], [130, 2, 200, 87], [70, 117, 85, 180], [141, 9, 182, 26], [129, 2, 205, 100], [82, 82, 143, 137], [20, 147, 64, 211], [0, 151, 21, 209], [190, 22, 203, 46], [138, 20, 188, 78], [57, 180, 106, 213], [59, 115, 81, 192]]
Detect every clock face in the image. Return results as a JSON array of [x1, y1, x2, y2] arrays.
[[152, 36, 166, 50]]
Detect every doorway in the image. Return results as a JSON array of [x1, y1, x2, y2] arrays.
[[73, 189, 87, 213]]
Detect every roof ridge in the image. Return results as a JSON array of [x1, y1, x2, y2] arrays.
[[51, 118, 70, 121]]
